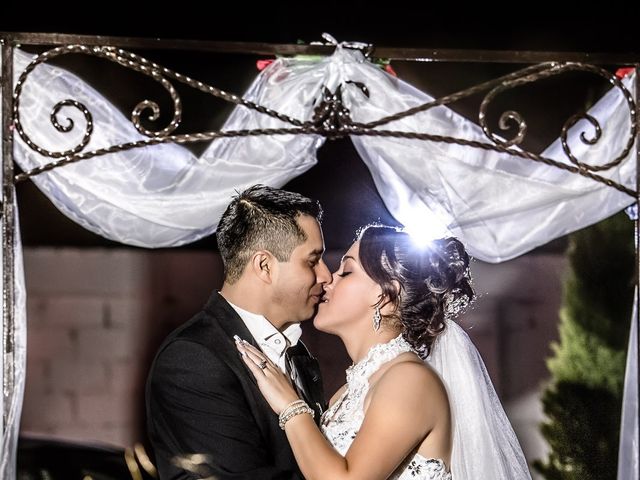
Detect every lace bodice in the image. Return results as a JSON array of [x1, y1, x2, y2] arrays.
[[321, 335, 452, 479]]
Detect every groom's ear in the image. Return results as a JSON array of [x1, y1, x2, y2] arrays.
[[251, 250, 275, 284]]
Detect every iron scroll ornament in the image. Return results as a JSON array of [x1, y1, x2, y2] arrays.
[[11, 45, 638, 198]]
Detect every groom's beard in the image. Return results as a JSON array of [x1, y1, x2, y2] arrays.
[[271, 285, 318, 325]]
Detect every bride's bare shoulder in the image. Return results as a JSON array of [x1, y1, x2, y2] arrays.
[[363, 356, 450, 434], [374, 354, 449, 406]]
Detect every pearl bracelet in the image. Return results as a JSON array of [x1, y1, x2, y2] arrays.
[[278, 400, 314, 430]]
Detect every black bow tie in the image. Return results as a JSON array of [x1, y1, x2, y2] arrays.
[[285, 342, 326, 424]]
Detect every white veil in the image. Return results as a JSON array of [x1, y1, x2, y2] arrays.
[[426, 319, 532, 479]]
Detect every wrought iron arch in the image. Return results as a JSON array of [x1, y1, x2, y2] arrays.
[[1, 31, 639, 480]]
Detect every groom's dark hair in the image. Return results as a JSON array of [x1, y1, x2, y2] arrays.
[[217, 184, 323, 283]]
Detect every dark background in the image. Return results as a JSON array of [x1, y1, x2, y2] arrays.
[[2, 4, 638, 251]]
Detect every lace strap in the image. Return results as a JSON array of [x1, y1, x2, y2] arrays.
[[346, 335, 414, 384]]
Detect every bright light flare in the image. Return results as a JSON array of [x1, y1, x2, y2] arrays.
[[400, 205, 451, 248]]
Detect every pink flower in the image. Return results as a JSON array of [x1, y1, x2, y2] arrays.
[[257, 59, 275, 71], [384, 64, 398, 77], [615, 67, 634, 79]]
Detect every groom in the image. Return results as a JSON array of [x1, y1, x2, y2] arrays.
[[146, 185, 331, 480]]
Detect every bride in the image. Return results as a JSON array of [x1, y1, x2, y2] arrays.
[[236, 225, 531, 479]]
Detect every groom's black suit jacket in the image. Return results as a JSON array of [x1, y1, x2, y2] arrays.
[[146, 291, 325, 480]]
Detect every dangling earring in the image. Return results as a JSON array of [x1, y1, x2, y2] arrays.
[[373, 307, 382, 331]]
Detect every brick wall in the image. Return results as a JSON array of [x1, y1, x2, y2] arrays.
[[22, 248, 223, 447]]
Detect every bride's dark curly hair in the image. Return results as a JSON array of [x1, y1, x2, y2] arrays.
[[358, 225, 474, 358]]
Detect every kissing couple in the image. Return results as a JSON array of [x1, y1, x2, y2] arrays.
[[146, 185, 531, 479]]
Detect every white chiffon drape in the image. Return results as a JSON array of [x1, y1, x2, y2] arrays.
[[13, 49, 323, 247], [12, 47, 635, 259], [618, 292, 639, 480], [5, 45, 638, 478], [0, 204, 27, 480]]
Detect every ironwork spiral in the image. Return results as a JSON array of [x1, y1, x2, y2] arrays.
[[11, 45, 638, 199], [478, 62, 637, 172], [13, 45, 309, 160]]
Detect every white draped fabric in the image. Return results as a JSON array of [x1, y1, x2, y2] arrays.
[[12, 47, 635, 258], [618, 291, 639, 480], [4, 45, 638, 478], [0, 205, 27, 480], [351, 72, 635, 261], [13, 49, 323, 247]]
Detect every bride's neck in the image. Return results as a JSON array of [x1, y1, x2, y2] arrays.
[[342, 328, 402, 364]]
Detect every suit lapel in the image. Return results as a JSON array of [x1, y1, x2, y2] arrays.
[[197, 292, 298, 466], [202, 291, 260, 387]]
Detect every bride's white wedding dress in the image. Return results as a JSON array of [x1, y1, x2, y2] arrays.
[[321, 335, 452, 480], [320, 322, 532, 480]]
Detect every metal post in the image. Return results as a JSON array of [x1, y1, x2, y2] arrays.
[[635, 63, 640, 478], [1, 38, 15, 433]]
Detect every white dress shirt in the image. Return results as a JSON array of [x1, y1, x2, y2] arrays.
[[225, 298, 302, 373]]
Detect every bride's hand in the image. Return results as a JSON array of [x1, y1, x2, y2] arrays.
[[235, 338, 301, 414]]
